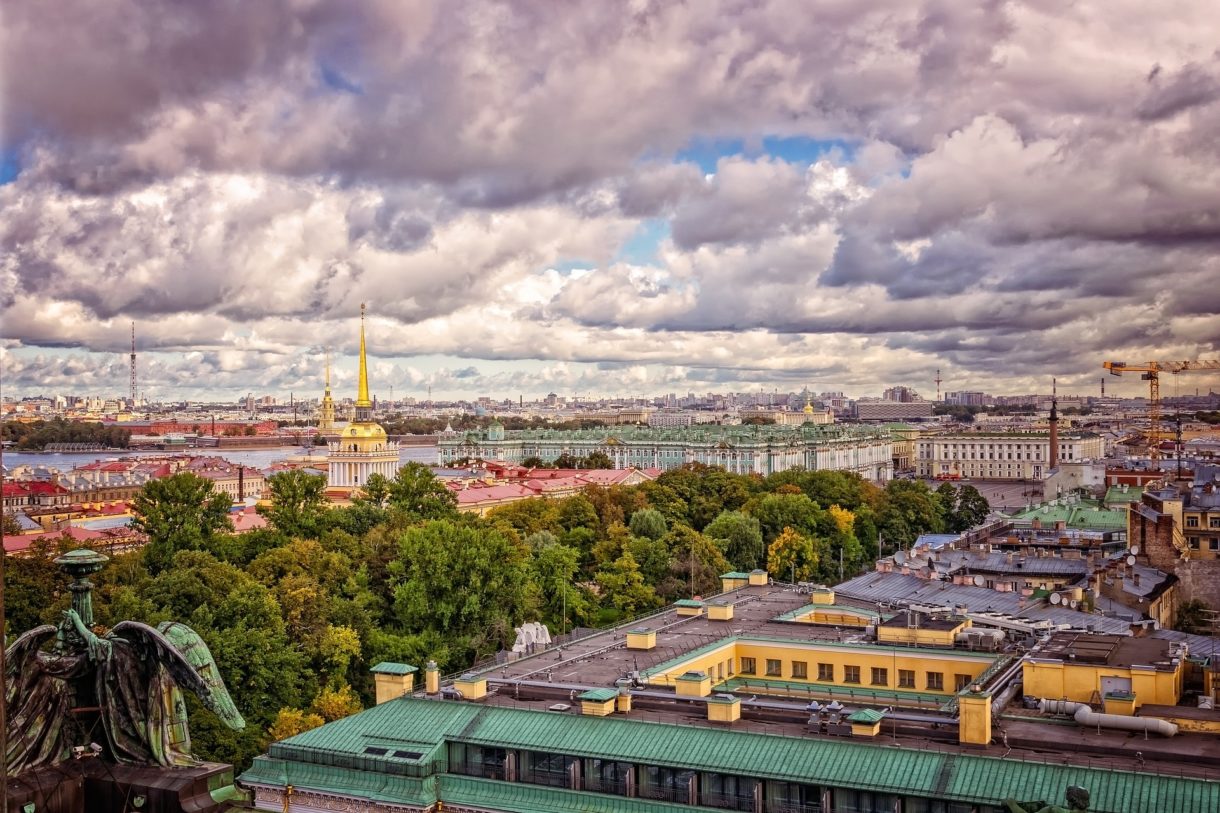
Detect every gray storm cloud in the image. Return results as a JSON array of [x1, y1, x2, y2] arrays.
[[1, 0, 1218, 398]]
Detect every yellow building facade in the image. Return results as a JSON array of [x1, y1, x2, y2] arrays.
[[1022, 633, 1186, 712], [641, 636, 998, 703]]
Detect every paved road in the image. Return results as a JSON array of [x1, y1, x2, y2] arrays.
[[920, 478, 1043, 512]]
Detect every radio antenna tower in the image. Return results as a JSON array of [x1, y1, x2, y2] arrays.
[[935, 368, 943, 402], [130, 322, 137, 406]]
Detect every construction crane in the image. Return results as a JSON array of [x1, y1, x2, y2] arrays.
[[1103, 359, 1220, 459]]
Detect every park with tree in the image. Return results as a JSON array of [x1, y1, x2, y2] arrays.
[[2, 461, 986, 771]]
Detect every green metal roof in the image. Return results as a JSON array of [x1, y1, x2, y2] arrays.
[[720, 571, 752, 579], [242, 697, 1220, 813], [674, 599, 705, 607], [579, 688, 619, 702], [1104, 486, 1143, 504], [1009, 498, 1127, 531], [847, 709, 885, 724], [370, 661, 419, 675]]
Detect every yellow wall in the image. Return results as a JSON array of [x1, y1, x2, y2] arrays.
[[644, 638, 995, 697], [1023, 660, 1182, 710], [876, 621, 967, 647]]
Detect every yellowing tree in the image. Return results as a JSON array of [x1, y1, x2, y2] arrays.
[[767, 527, 819, 583], [828, 504, 856, 536], [268, 708, 325, 742], [312, 684, 363, 722]]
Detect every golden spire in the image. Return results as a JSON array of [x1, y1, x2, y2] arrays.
[[356, 303, 371, 408], [324, 347, 332, 395], [803, 389, 814, 415]]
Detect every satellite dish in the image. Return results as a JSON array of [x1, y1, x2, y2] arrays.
[[973, 575, 985, 587], [1130, 545, 1140, 555], [895, 551, 907, 564], [1069, 600, 1079, 609], [1049, 593, 1062, 605], [1126, 555, 1137, 566]]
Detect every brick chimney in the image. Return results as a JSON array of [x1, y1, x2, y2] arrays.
[[1132, 572, 1141, 588]]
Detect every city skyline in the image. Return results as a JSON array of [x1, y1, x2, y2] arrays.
[[3, 2, 1219, 401]]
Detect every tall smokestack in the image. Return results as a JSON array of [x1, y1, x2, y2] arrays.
[[1100, 377, 1105, 398], [1049, 377, 1059, 468]]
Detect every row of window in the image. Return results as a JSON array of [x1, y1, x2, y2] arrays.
[[448, 744, 1005, 813], [1184, 516, 1220, 528], [1187, 537, 1220, 551], [736, 658, 970, 692]]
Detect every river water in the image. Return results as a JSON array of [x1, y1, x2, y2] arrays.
[[2, 445, 438, 473]]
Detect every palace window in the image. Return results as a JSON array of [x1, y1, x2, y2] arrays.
[[791, 661, 808, 679], [870, 668, 888, 687], [817, 663, 834, 682], [766, 659, 782, 677], [926, 672, 944, 691], [844, 665, 861, 684], [955, 674, 972, 692], [740, 657, 756, 675], [898, 670, 916, 689]]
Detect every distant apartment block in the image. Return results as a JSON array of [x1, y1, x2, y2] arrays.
[[854, 400, 935, 422]]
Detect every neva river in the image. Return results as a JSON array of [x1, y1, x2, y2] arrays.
[[2, 445, 438, 473]]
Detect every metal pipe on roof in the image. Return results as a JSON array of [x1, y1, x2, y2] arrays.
[[1038, 699, 1177, 737]]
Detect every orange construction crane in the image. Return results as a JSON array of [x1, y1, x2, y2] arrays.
[[1103, 359, 1220, 459]]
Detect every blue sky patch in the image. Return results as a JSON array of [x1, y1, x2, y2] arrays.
[[676, 135, 855, 173]]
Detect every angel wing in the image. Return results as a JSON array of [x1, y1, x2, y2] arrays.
[[3, 625, 56, 678], [157, 621, 246, 730], [107, 621, 245, 730]]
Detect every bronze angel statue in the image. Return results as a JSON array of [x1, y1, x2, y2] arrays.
[[3, 550, 245, 775]]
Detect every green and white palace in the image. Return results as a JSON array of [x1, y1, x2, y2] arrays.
[[437, 424, 893, 479]]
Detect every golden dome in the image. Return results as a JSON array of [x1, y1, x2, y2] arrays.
[[341, 422, 388, 441]]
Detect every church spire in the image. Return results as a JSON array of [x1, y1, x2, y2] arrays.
[[356, 303, 372, 409], [324, 347, 332, 395]]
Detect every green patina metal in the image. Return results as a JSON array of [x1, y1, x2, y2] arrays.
[[3, 549, 246, 775], [242, 697, 1220, 813]]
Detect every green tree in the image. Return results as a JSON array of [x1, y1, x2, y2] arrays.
[[748, 492, 821, 543], [704, 510, 765, 571], [628, 508, 669, 541], [595, 552, 659, 618], [259, 469, 329, 539], [385, 462, 458, 518], [488, 498, 561, 538], [662, 524, 729, 600], [521, 455, 547, 468], [583, 450, 614, 469], [131, 472, 234, 573], [532, 543, 590, 633], [389, 520, 536, 662], [356, 472, 393, 508], [2, 535, 68, 633], [950, 485, 991, 532], [557, 494, 600, 532]]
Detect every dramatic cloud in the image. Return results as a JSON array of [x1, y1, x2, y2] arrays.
[[2, 0, 1218, 400]]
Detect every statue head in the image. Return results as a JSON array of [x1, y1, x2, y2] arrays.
[[1065, 786, 1089, 811]]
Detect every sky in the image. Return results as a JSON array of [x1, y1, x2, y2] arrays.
[[2, 1, 1219, 403]]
